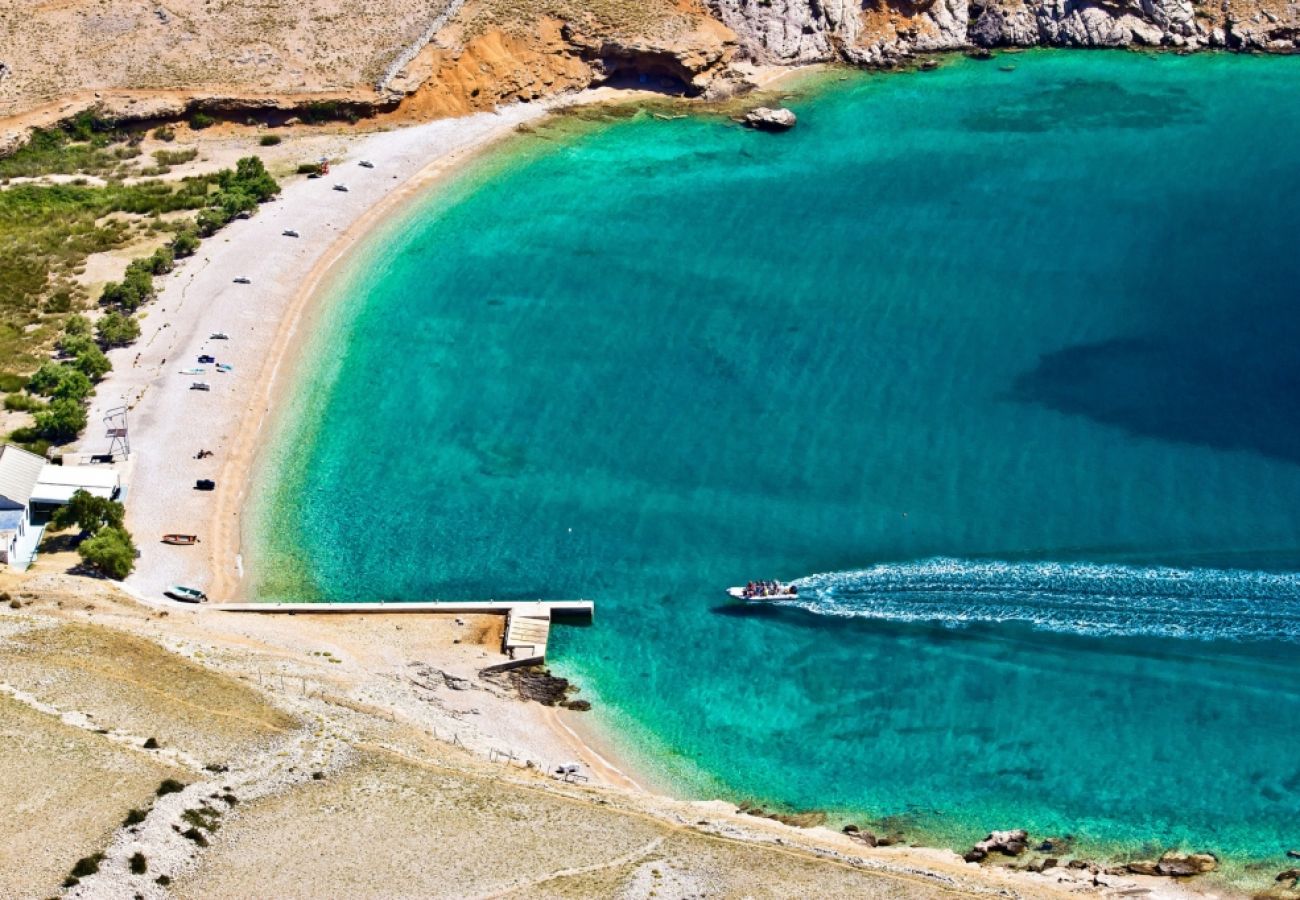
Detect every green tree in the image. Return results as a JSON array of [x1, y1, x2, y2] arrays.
[[100, 266, 153, 311], [34, 397, 87, 442], [64, 314, 91, 337], [228, 156, 279, 202], [28, 363, 91, 401], [195, 207, 231, 237], [171, 230, 200, 258], [52, 489, 126, 534], [26, 361, 68, 395], [148, 246, 175, 274], [96, 311, 140, 348], [59, 333, 95, 358], [78, 525, 136, 579], [74, 345, 112, 381], [50, 368, 92, 401]]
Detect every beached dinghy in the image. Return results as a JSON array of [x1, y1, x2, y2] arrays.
[[166, 585, 207, 603], [727, 581, 800, 601], [162, 534, 199, 545]]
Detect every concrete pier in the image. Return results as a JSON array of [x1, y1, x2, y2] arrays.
[[216, 600, 593, 665]]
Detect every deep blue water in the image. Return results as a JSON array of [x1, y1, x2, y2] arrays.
[[252, 52, 1300, 878]]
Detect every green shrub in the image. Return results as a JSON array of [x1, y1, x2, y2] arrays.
[[123, 808, 148, 826], [78, 525, 135, 578], [28, 363, 92, 401], [189, 112, 215, 130], [75, 345, 112, 381], [0, 373, 26, 392], [157, 778, 186, 797], [153, 148, 198, 166], [34, 397, 88, 442], [100, 266, 153, 311], [52, 490, 125, 533], [148, 246, 175, 274], [129, 853, 147, 875], [97, 311, 140, 348], [70, 855, 103, 878], [152, 126, 176, 142], [3, 393, 42, 412], [296, 162, 324, 176], [181, 827, 209, 847], [259, 134, 282, 146], [172, 229, 201, 258], [64, 314, 91, 337]]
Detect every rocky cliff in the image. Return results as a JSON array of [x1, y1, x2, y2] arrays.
[[709, 0, 1299, 64]]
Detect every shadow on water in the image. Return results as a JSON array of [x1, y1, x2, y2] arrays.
[[963, 78, 1201, 132], [1010, 331, 1300, 465]]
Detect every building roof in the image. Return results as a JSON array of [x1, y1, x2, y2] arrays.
[[31, 464, 120, 505], [0, 444, 46, 507]]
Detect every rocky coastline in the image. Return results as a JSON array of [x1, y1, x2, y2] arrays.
[[708, 0, 1299, 69]]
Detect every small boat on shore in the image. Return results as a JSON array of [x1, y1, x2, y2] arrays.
[[359, 160, 374, 169], [727, 581, 800, 601], [190, 382, 210, 391], [162, 534, 199, 545], [166, 585, 207, 603], [210, 332, 230, 340]]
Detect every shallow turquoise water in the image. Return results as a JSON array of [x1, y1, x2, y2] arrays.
[[253, 52, 1300, 875]]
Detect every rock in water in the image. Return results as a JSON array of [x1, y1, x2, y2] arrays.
[[743, 106, 797, 131], [1156, 852, 1218, 876], [970, 829, 1030, 857]]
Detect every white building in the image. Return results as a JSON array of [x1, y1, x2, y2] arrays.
[[0, 444, 47, 566], [0, 445, 122, 568]]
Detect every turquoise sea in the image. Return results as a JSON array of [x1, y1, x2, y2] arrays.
[[252, 51, 1300, 882]]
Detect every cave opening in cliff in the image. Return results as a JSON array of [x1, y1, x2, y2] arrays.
[[598, 62, 693, 96]]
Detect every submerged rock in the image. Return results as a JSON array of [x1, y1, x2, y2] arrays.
[[970, 829, 1030, 858], [743, 106, 797, 131], [1127, 852, 1219, 877], [1156, 852, 1218, 876]]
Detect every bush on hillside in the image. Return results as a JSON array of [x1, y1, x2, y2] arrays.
[[78, 525, 136, 579], [96, 311, 140, 348], [33, 397, 88, 442]]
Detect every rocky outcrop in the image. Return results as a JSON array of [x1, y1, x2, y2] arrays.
[[565, 16, 741, 97], [743, 106, 797, 130], [712, 0, 1299, 64], [1127, 851, 1219, 877], [964, 829, 1029, 862]]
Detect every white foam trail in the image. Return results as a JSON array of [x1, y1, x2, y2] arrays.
[[787, 558, 1300, 642]]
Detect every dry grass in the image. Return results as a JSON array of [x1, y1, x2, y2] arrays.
[[0, 692, 185, 897], [169, 750, 959, 900], [466, 0, 699, 39], [0, 620, 298, 761]]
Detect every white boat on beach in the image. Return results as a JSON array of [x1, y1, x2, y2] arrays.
[[727, 581, 800, 601]]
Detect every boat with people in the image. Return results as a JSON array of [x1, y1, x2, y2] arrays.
[[727, 580, 800, 601]]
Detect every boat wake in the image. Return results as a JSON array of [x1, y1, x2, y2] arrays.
[[789, 559, 1300, 643]]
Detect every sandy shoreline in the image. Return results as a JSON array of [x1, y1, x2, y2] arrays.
[[73, 86, 726, 803], [78, 100, 560, 604]]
